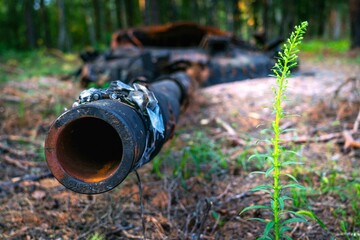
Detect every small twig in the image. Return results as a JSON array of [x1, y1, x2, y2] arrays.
[[289, 222, 301, 237], [105, 223, 135, 237], [352, 107, 360, 132], [224, 191, 251, 203], [135, 170, 146, 240], [145, 215, 165, 239], [216, 183, 232, 199], [122, 230, 145, 239], [197, 199, 212, 239], [213, 132, 247, 146], [215, 117, 237, 136], [165, 177, 178, 221], [79, 195, 97, 220]]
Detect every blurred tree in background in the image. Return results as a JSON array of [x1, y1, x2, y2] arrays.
[[0, 0, 358, 51]]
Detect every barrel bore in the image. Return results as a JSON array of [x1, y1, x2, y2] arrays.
[[56, 117, 123, 183]]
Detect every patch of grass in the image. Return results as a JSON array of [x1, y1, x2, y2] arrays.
[[0, 49, 80, 83], [300, 39, 350, 54], [88, 232, 104, 240], [152, 131, 227, 183]]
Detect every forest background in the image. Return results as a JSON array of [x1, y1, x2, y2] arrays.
[[0, 0, 359, 52]]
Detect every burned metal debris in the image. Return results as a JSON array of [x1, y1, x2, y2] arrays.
[[45, 72, 191, 194], [79, 22, 281, 88], [45, 22, 283, 194]]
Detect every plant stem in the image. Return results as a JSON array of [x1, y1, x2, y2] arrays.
[[272, 67, 284, 240], [272, 23, 306, 239]]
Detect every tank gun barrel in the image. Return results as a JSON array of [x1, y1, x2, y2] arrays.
[[45, 72, 192, 194]]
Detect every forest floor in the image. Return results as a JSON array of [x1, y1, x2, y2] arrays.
[[0, 52, 360, 239]]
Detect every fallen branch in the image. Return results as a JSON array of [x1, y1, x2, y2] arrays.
[[0, 135, 43, 146], [342, 130, 360, 149], [0, 142, 36, 158], [333, 77, 358, 100], [1, 155, 38, 170], [353, 107, 360, 132], [0, 62, 24, 74], [0, 172, 53, 190], [0, 95, 39, 104], [196, 199, 212, 239], [213, 133, 247, 146], [280, 132, 343, 144], [215, 117, 237, 136]]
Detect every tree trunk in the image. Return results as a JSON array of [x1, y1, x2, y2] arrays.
[[350, 0, 360, 49], [150, 0, 159, 24], [115, 0, 128, 28], [225, 0, 234, 31], [262, 0, 269, 41], [180, 0, 191, 21], [108, 0, 116, 32], [92, 0, 102, 43], [85, 6, 97, 46], [126, 0, 141, 27], [144, 0, 151, 25], [57, 0, 68, 51], [233, 0, 241, 35], [40, 0, 51, 48], [24, 0, 36, 48], [5, 0, 21, 48]]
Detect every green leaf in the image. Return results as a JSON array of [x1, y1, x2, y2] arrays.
[[258, 236, 273, 240], [284, 173, 299, 183], [248, 218, 267, 223], [212, 210, 220, 220], [280, 128, 296, 134], [239, 205, 270, 215], [278, 197, 285, 210], [280, 226, 292, 234], [283, 150, 301, 156], [248, 153, 269, 161], [282, 161, 304, 166], [284, 235, 292, 240], [251, 185, 273, 192], [283, 211, 307, 220], [296, 210, 327, 229], [265, 167, 274, 177], [267, 156, 274, 164], [282, 217, 307, 225], [250, 171, 266, 175], [263, 221, 274, 236], [283, 183, 305, 189]]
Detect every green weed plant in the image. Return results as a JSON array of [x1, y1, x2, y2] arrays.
[[152, 131, 227, 183], [0, 49, 78, 82], [239, 22, 322, 240]]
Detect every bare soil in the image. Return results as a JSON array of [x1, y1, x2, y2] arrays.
[[0, 55, 359, 239]]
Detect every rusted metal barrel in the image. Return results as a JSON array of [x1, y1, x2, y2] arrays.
[[45, 72, 191, 194]]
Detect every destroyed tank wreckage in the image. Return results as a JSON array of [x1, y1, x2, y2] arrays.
[[45, 22, 283, 194]]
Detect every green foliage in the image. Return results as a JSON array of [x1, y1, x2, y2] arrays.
[[152, 131, 227, 183], [300, 39, 350, 54], [240, 22, 310, 240], [88, 232, 104, 240], [0, 50, 79, 83], [0, 1, 353, 51]]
